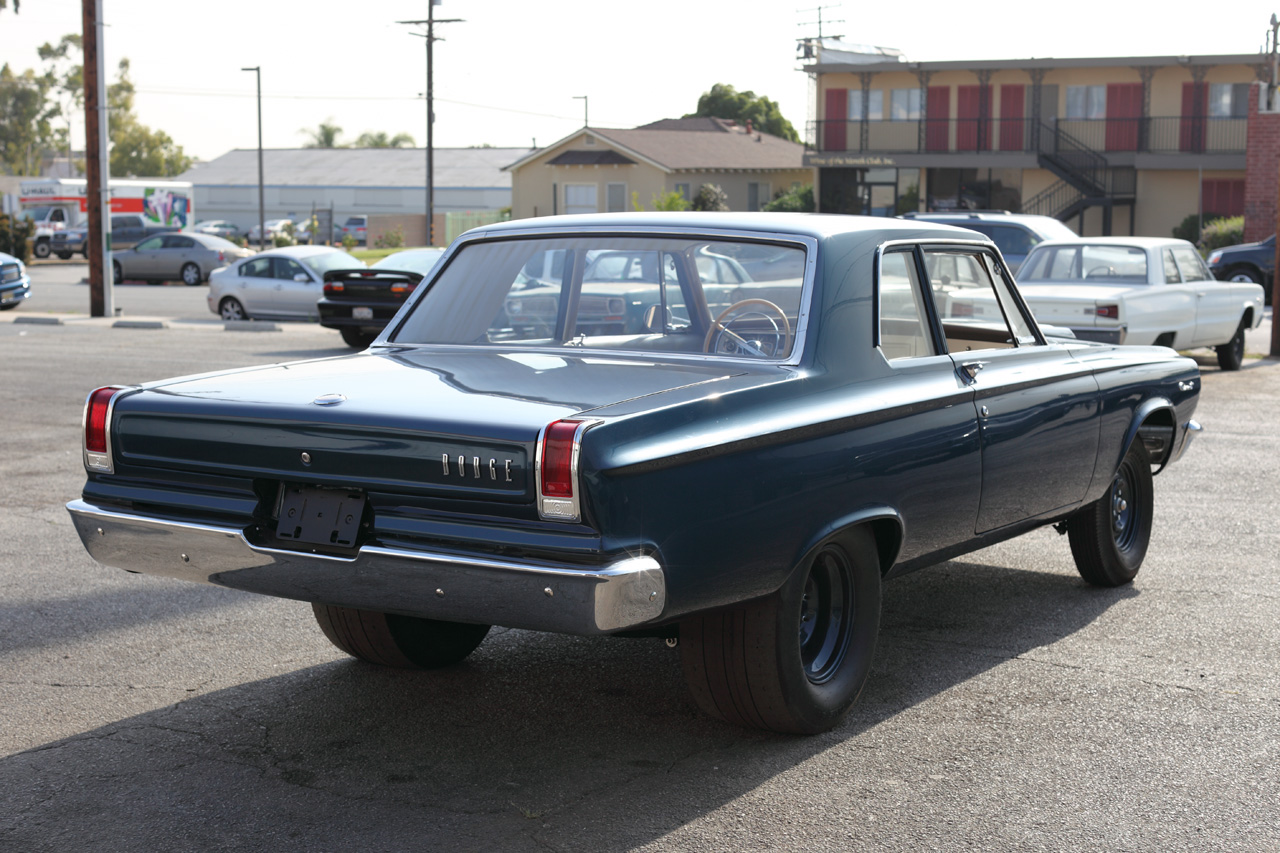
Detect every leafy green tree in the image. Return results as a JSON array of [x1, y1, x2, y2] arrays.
[[301, 120, 345, 148], [0, 63, 58, 174], [354, 131, 415, 148], [106, 59, 191, 177], [691, 183, 729, 212], [762, 184, 814, 213], [685, 83, 799, 143]]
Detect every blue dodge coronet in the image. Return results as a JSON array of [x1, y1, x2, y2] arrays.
[[68, 213, 1202, 734]]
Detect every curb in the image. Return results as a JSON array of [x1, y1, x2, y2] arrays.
[[223, 320, 281, 332]]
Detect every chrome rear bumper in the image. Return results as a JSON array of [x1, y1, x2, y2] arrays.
[[66, 499, 665, 635]]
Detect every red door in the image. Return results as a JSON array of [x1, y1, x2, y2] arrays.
[[1202, 179, 1245, 215], [1180, 82, 1208, 152], [956, 86, 992, 151], [927, 86, 950, 152], [1105, 83, 1141, 151], [999, 84, 1025, 151], [823, 88, 847, 151]]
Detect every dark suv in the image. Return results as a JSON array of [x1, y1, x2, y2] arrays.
[[1207, 235, 1273, 304], [899, 211, 1077, 274]]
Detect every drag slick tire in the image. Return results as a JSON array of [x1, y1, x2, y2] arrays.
[[680, 527, 881, 734], [312, 603, 490, 669], [1067, 442, 1153, 587]]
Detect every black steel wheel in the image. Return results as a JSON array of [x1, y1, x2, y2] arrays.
[[680, 527, 881, 734], [1215, 318, 1246, 371], [181, 262, 202, 286], [219, 297, 247, 321], [1068, 442, 1154, 586], [312, 603, 490, 669], [56, 252, 72, 260]]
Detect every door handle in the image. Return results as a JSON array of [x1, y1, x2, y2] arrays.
[[960, 361, 986, 382]]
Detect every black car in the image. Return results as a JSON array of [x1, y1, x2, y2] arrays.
[[318, 248, 446, 348], [1207, 235, 1274, 304]]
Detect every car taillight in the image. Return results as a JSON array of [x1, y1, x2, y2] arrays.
[[537, 419, 594, 521], [390, 282, 417, 296], [217, 250, 226, 263], [324, 281, 344, 295], [1096, 304, 1120, 319], [83, 386, 123, 472]]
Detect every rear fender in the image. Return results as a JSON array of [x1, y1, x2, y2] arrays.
[[791, 506, 904, 579]]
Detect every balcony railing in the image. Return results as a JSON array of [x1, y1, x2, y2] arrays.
[[808, 117, 1247, 156]]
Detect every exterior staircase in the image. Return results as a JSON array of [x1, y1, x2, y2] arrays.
[[1023, 119, 1135, 231]]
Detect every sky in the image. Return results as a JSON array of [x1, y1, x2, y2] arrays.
[[0, 0, 1273, 164]]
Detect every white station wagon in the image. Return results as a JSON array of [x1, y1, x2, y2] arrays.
[[1010, 237, 1265, 370]]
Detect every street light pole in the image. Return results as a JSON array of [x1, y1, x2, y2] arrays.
[[400, 6, 461, 248], [241, 66, 264, 251]]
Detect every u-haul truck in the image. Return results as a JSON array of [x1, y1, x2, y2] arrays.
[[18, 178, 193, 259]]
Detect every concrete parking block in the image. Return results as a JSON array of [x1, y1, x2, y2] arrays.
[[112, 320, 168, 329], [12, 315, 64, 325], [224, 320, 281, 332]]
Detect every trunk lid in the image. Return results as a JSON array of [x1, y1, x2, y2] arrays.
[[1016, 282, 1146, 328]]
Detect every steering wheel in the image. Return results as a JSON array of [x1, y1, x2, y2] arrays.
[[703, 298, 791, 358], [1086, 265, 1117, 278]]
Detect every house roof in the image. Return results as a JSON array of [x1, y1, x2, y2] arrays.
[[505, 121, 807, 174], [176, 147, 531, 189], [545, 149, 636, 166]]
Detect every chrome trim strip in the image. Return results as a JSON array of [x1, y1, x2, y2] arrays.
[[66, 499, 666, 635], [534, 419, 599, 523], [80, 385, 136, 475]]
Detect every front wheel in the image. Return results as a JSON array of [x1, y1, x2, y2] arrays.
[[55, 252, 72, 260], [33, 240, 51, 259], [112, 260, 123, 283], [680, 528, 881, 734], [218, 297, 247, 320], [1215, 318, 1246, 371], [1226, 266, 1261, 285], [312, 603, 490, 668], [1067, 442, 1153, 586], [180, 262, 202, 286]]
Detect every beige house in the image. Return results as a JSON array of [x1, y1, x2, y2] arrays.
[[804, 43, 1265, 237], [505, 118, 813, 219]]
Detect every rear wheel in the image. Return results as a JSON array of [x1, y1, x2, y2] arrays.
[[680, 528, 881, 734], [112, 260, 123, 283], [340, 327, 377, 348], [1215, 318, 1246, 371], [218, 297, 247, 321], [55, 252, 72, 260], [180, 262, 202, 286], [1067, 442, 1153, 586], [312, 603, 490, 668]]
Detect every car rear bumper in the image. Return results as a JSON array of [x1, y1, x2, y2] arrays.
[[1067, 326, 1126, 345], [66, 498, 666, 635]]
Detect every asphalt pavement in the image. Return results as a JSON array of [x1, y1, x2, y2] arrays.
[[1, 262, 1278, 851]]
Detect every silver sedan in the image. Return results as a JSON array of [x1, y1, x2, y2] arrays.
[[111, 232, 252, 286], [207, 245, 364, 320]]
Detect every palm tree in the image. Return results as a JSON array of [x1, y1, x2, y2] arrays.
[[300, 120, 344, 148], [354, 131, 415, 148]]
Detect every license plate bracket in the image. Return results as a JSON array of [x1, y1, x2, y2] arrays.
[[276, 485, 365, 548]]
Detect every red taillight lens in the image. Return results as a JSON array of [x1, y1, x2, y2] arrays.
[[1096, 304, 1120, 319], [540, 420, 581, 497], [85, 386, 118, 453], [324, 281, 343, 295], [217, 250, 226, 263], [950, 302, 974, 317]]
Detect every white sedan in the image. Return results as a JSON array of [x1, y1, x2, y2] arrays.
[[1010, 237, 1265, 370], [208, 245, 363, 321]]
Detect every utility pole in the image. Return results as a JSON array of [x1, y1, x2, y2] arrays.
[[573, 95, 588, 128], [241, 67, 264, 251], [81, 0, 112, 318], [400, 5, 462, 248]]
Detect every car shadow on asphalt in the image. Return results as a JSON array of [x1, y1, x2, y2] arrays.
[[1, 559, 1135, 850]]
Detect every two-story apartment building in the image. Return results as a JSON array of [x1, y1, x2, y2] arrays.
[[805, 46, 1266, 238], [505, 118, 812, 219]]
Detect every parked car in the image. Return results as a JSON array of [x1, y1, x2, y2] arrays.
[[319, 247, 446, 348], [207, 245, 363, 320], [192, 220, 241, 241], [290, 214, 318, 244], [339, 215, 368, 245], [111, 232, 252, 286], [68, 213, 1203, 735], [1010, 237, 1265, 370], [1207, 234, 1274, 305], [246, 219, 293, 245], [0, 250, 31, 309], [51, 214, 181, 258], [900, 211, 1077, 273]]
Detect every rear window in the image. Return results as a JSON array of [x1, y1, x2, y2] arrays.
[[1020, 244, 1149, 284], [391, 236, 808, 360], [299, 250, 362, 275]]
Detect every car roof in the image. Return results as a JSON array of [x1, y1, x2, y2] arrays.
[[1029, 236, 1195, 251], [256, 245, 353, 258]]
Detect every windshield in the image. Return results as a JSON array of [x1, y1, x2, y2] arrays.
[[19, 207, 53, 222], [1020, 244, 1149, 284], [373, 249, 446, 275], [300, 250, 363, 275], [391, 235, 808, 360]]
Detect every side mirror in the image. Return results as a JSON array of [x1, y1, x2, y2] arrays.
[[294, 273, 311, 282], [643, 304, 671, 333]]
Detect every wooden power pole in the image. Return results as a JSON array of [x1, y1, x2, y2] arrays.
[[81, 0, 112, 318]]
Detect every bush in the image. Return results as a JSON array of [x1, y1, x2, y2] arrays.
[[762, 184, 814, 213], [373, 224, 405, 249], [272, 231, 296, 248], [1198, 216, 1245, 254], [341, 232, 358, 251], [0, 213, 34, 262], [691, 183, 729, 212], [1171, 212, 1224, 243]]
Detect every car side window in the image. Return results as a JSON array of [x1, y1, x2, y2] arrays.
[[135, 236, 164, 251], [924, 249, 1035, 352], [241, 257, 272, 278], [1162, 249, 1181, 283], [878, 250, 934, 360], [275, 258, 309, 280], [161, 235, 193, 249], [1171, 246, 1212, 282]]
